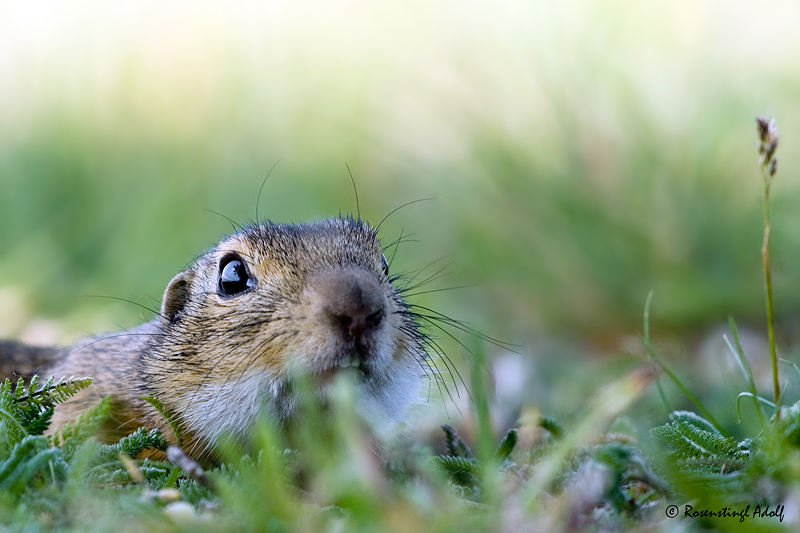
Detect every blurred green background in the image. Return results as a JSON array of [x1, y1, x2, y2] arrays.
[[2, 1, 800, 426]]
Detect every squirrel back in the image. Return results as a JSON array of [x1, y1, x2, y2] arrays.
[[0, 340, 64, 381]]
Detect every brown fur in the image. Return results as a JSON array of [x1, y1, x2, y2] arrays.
[[1, 217, 427, 459]]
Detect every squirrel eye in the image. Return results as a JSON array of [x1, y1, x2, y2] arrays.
[[380, 253, 389, 276], [219, 256, 255, 296]]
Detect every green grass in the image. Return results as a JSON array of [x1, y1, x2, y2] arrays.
[[0, 351, 662, 532]]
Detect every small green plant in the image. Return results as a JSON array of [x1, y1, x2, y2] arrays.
[[650, 411, 750, 478], [0, 376, 92, 492], [1, 376, 93, 438], [642, 117, 800, 532], [0, 376, 178, 529], [432, 423, 518, 496], [141, 395, 184, 447]]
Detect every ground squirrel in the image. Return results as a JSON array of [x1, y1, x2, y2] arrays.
[[0, 217, 429, 458]]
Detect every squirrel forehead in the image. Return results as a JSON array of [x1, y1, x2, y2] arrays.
[[216, 218, 382, 272]]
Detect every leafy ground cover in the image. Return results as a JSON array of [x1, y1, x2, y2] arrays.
[[3, 334, 800, 532]]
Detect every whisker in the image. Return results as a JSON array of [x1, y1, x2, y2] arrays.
[[255, 158, 283, 223], [406, 304, 521, 352], [402, 284, 477, 298], [204, 209, 246, 233], [410, 312, 493, 378], [382, 230, 418, 252], [78, 295, 166, 321], [345, 163, 360, 221], [414, 327, 468, 401], [374, 198, 435, 233], [68, 332, 167, 357], [398, 261, 454, 294]]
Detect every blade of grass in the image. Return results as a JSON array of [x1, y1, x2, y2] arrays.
[[736, 393, 775, 423], [643, 291, 672, 414], [470, 339, 494, 464], [724, 317, 764, 425], [642, 292, 728, 436], [468, 338, 507, 507], [780, 358, 800, 384]]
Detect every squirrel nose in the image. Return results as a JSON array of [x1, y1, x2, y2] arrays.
[[312, 267, 385, 340]]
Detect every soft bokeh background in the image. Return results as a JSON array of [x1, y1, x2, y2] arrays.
[[2, 1, 800, 433]]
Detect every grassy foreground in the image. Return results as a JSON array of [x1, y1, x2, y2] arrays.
[[3, 337, 800, 532]]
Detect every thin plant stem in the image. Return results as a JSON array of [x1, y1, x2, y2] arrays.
[[762, 176, 779, 411], [756, 116, 780, 414]]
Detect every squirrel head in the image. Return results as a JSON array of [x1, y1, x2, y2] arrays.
[[147, 217, 426, 451]]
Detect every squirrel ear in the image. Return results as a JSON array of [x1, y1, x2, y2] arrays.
[[161, 271, 195, 324]]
